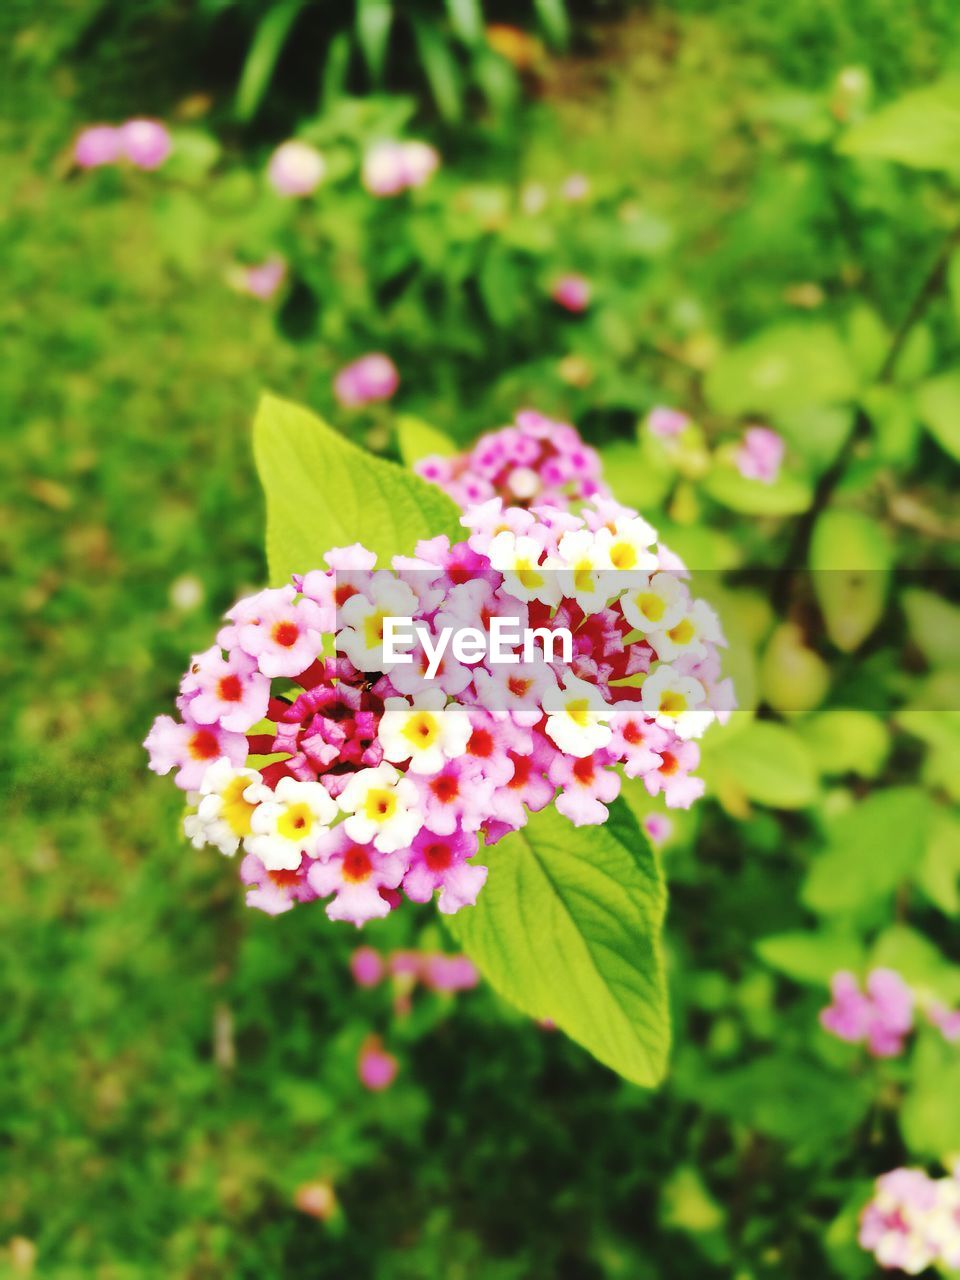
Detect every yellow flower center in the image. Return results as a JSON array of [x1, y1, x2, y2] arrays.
[[400, 711, 440, 750], [515, 557, 544, 591], [566, 697, 591, 727], [363, 609, 388, 649], [635, 591, 665, 622], [658, 691, 688, 716], [222, 776, 256, 837], [573, 560, 596, 593], [364, 788, 397, 823], [277, 803, 314, 841], [667, 618, 695, 646], [610, 541, 637, 570]]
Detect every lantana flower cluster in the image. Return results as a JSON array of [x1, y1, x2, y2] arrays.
[[74, 119, 172, 171], [860, 1167, 960, 1274], [821, 968, 960, 1057], [146, 493, 730, 927], [415, 409, 608, 510]]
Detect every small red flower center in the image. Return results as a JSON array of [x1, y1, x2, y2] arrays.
[[660, 751, 679, 776], [623, 720, 641, 745], [469, 728, 494, 758], [431, 775, 459, 803], [218, 674, 243, 702], [189, 728, 219, 760], [272, 620, 300, 648], [269, 869, 300, 889], [508, 754, 532, 788], [423, 841, 453, 872], [508, 676, 531, 698], [573, 756, 596, 784], [343, 848, 373, 883]]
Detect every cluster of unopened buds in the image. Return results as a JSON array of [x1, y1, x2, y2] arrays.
[[146, 484, 731, 927], [415, 409, 608, 510], [821, 968, 960, 1058], [351, 946, 479, 995], [266, 137, 439, 199], [860, 1167, 960, 1274]]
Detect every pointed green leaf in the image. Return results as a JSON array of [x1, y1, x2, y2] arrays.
[[396, 415, 457, 466], [810, 510, 891, 652], [253, 393, 463, 582], [446, 799, 669, 1086], [916, 369, 960, 461], [837, 79, 960, 173]]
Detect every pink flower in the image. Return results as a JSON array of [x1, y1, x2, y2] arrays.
[[267, 140, 325, 196], [333, 353, 399, 408], [119, 119, 172, 170], [647, 406, 690, 438], [307, 828, 406, 926], [228, 586, 326, 678], [820, 969, 915, 1058], [642, 738, 705, 809], [642, 813, 673, 845], [358, 1037, 398, 1091], [240, 853, 318, 915], [561, 173, 590, 201], [411, 757, 495, 835], [74, 125, 122, 168], [859, 1168, 960, 1274], [179, 645, 270, 732], [362, 140, 439, 196], [736, 426, 784, 484], [350, 946, 385, 987], [549, 751, 621, 826], [927, 1001, 960, 1043], [144, 712, 247, 791], [232, 256, 287, 300], [421, 953, 480, 992], [403, 826, 487, 914], [550, 274, 591, 313]]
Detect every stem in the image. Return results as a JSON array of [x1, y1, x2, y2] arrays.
[[772, 223, 960, 608]]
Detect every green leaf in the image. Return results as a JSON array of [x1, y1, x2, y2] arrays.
[[756, 930, 865, 986], [837, 78, 960, 173], [235, 0, 306, 121], [869, 924, 960, 1002], [802, 788, 930, 916], [445, 799, 669, 1087], [445, 0, 483, 46], [412, 19, 463, 122], [532, 0, 570, 48], [396, 415, 457, 466], [810, 510, 891, 652], [903, 588, 960, 669], [701, 721, 818, 810], [796, 710, 890, 778], [355, 0, 394, 82], [916, 369, 960, 461], [252, 393, 463, 582], [703, 465, 813, 516], [705, 323, 858, 416], [917, 809, 960, 916], [901, 1034, 960, 1158]]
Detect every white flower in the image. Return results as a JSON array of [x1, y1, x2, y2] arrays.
[[649, 598, 725, 663], [619, 572, 688, 633], [543, 674, 613, 757], [246, 777, 337, 870], [377, 690, 472, 774], [337, 762, 423, 853], [487, 531, 561, 605], [640, 665, 711, 739], [337, 576, 420, 671], [183, 758, 265, 856], [594, 515, 659, 572], [553, 529, 614, 613]]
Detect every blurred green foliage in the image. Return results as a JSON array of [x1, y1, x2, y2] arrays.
[[3, 2, 960, 1277]]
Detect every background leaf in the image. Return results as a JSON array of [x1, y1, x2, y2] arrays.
[[705, 323, 858, 416], [396, 414, 457, 465], [446, 799, 670, 1087], [916, 369, 960, 461], [837, 78, 960, 172], [253, 393, 463, 581], [810, 510, 891, 652]]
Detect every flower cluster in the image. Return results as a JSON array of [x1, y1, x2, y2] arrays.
[[351, 946, 479, 994], [644, 406, 785, 485], [821, 968, 960, 1057], [267, 140, 327, 196], [860, 1168, 960, 1274], [550, 273, 592, 313], [74, 119, 172, 171], [146, 492, 729, 927], [415, 409, 608, 510], [362, 140, 440, 196], [334, 353, 400, 409]]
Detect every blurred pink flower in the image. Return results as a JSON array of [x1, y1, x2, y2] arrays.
[[642, 813, 673, 845], [647, 406, 690, 438], [333, 353, 399, 408], [550, 274, 591, 313], [860, 1168, 960, 1274], [358, 1037, 398, 1091], [820, 969, 915, 1058], [736, 425, 784, 484], [230, 256, 287, 300], [421, 953, 480, 993], [74, 125, 122, 168], [362, 140, 439, 196], [119, 118, 172, 170], [267, 140, 326, 196], [561, 173, 590, 201], [350, 946, 385, 988]]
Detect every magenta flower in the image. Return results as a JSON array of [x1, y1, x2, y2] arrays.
[[820, 969, 915, 1058], [231, 256, 287, 300], [859, 1168, 960, 1274], [119, 119, 172, 170], [333, 353, 400, 408], [421, 953, 479, 993], [74, 125, 122, 168], [403, 826, 487, 914], [144, 712, 247, 791], [550, 274, 591, 313], [267, 140, 326, 196], [240, 853, 318, 916], [549, 751, 621, 826], [642, 813, 673, 845], [307, 827, 406, 926], [350, 946, 385, 987], [358, 1037, 398, 1091], [179, 644, 270, 733], [736, 425, 784, 484], [647, 406, 690, 439]]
